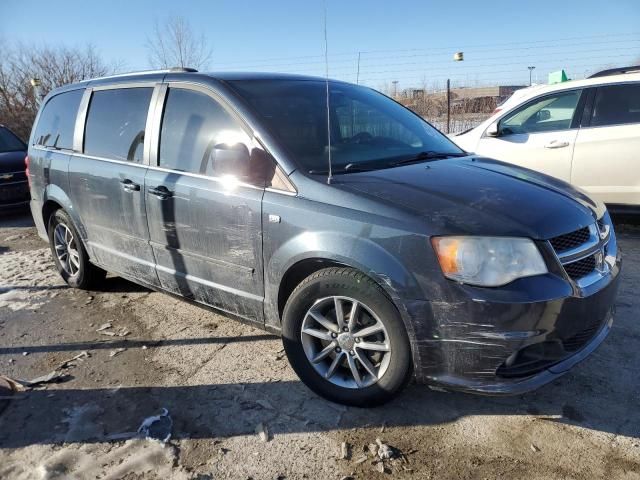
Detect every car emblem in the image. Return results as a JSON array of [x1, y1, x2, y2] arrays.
[[0, 173, 13, 180], [597, 222, 609, 240]]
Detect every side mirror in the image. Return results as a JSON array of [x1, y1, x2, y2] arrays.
[[485, 121, 500, 137], [212, 143, 250, 178]]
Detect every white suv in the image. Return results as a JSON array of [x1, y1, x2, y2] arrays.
[[453, 67, 640, 212]]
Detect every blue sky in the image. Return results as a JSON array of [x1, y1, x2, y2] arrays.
[[2, 0, 639, 90]]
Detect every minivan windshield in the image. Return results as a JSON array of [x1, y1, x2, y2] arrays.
[[229, 79, 464, 174], [0, 127, 26, 154]]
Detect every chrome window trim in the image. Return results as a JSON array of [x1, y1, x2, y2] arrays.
[[31, 145, 75, 154], [90, 81, 158, 91], [60, 150, 296, 196]]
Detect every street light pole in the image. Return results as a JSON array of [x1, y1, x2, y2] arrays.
[[528, 66, 536, 86], [447, 52, 464, 134]]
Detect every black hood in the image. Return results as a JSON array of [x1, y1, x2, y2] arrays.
[[334, 157, 604, 240], [0, 150, 27, 175]]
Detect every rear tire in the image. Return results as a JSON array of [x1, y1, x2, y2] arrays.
[[48, 209, 106, 289], [282, 267, 412, 407]]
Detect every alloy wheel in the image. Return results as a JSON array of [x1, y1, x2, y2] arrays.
[[53, 223, 80, 277], [300, 296, 391, 389]]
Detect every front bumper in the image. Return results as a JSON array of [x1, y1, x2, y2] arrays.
[[408, 252, 621, 395]]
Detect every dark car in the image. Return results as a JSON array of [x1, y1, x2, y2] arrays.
[[0, 125, 29, 211], [26, 69, 621, 406]]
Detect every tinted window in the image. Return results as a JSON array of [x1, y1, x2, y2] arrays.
[[33, 89, 83, 150], [0, 127, 26, 153], [84, 88, 152, 162], [591, 83, 640, 127], [500, 90, 581, 134], [228, 80, 461, 173], [159, 88, 253, 178]]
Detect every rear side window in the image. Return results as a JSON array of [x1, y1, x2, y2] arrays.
[[159, 88, 252, 176], [0, 127, 26, 153], [591, 83, 640, 127], [33, 89, 83, 150], [84, 88, 153, 162]]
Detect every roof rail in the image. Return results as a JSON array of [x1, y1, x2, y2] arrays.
[[588, 65, 640, 79], [87, 67, 199, 82], [169, 67, 198, 72]]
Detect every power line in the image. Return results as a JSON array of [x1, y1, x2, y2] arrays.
[[213, 31, 640, 67]]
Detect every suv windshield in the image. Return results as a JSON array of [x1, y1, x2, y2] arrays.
[[0, 127, 26, 153], [229, 79, 464, 173]]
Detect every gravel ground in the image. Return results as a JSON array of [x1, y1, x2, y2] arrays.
[[0, 208, 639, 479]]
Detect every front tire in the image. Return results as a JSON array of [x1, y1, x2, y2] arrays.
[[48, 209, 106, 289], [282, 267, 412, 407]]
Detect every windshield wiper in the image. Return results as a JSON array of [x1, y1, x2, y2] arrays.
[[391, 151, 467, 166]]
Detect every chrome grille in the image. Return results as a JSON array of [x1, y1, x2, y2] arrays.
[[564, 255, 596, 280], [548, 216, 614, 286]]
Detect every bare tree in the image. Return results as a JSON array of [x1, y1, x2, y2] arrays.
[[0, 41, 116, 140], [146, 16, 212, 70]]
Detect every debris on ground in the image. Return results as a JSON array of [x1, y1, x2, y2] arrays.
[[353, 455, 368, 465], [96, 323, 130, 337], [137, 408, 173, 443], [375, 461, 386, 473], [375, 438, 399, 460], [0, 375, 27, 392], [85, 296, 94, 305], [340, 441, 350, 460], [530, 443, 541, 453], [58, 351, 90, 369], [255, 422, 269, 442], [109, 348, 126, 357], [23, 370, 67, 387], [22, 352, 28, 356]]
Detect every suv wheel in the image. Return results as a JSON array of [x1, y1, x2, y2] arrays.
[[48, 209, 106, 289], [282, 267, 412, 406]]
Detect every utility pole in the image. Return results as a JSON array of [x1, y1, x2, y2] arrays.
[[356, 52, 361, 84], [392, 80, 399, 97], [447, 52, 464, 134], [528, 66, 536, 86], [446, 78, 451, 134]]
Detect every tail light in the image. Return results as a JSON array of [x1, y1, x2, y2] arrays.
[[25, 155, 31, 187]]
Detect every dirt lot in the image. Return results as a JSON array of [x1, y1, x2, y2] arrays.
[[0, 209, 638, 480]]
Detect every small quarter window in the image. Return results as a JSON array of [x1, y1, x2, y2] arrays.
[[84, 88, 153, 162], [33, 89, 83, 150], [591, 83, 640, 127]]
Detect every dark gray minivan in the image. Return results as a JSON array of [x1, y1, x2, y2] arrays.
[[28, 69, 621, 406]]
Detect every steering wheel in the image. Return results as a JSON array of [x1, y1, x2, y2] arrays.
[[349, 131, 374, 144]]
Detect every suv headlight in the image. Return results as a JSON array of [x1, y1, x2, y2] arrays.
[[431, 236, 547, 287]]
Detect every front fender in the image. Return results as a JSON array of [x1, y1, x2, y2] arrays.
[[264, 230, 424, 374]]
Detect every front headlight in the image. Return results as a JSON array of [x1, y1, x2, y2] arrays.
[[431, 236, 548, 287]]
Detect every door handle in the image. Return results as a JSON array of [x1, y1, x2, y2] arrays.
[[148, 185, 173, 199], [120, 179, 141, 192], [544, 140, 570, 149]]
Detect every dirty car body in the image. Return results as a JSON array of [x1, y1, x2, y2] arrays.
[[27, 70, 621, 404]]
